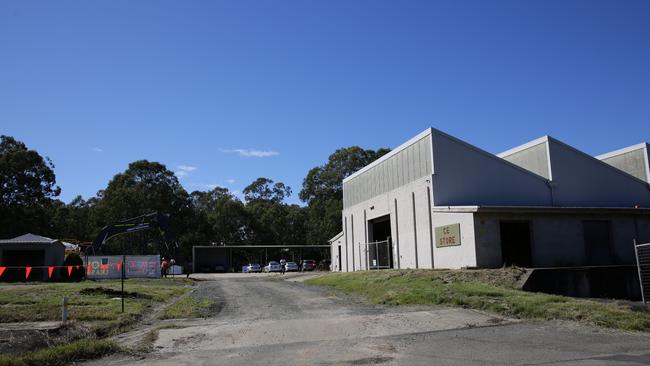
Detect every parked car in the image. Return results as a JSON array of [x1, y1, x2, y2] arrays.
[[242, 263, 261, 273], [199, 265, 211, 273], [264, 261, 282, 272], [301, 259, 317, 271], [285, 261, 299, 272], [319, 259, 332, 271], [214, 264, 227, 273]]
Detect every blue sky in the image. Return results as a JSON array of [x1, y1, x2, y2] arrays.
[[1, 0, 649, 204]]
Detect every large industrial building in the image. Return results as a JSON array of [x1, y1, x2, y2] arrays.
[[330, 128, 650, 275]]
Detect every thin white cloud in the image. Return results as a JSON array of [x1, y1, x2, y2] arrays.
[[186, 182, 224, 190], [221, 148, 279, 158], [177, 165, 197, 172], [226, 179, 236, 184], [175, 165, 198, 179], [92, 147, 103, 153]]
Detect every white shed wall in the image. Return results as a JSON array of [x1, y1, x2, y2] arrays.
[[431, 212, 477, 269], [342, 177, 435, 271]]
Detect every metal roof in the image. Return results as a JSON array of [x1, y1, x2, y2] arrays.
[[343, 128, 433, 183], [193, 245, 330, 249], [329, 231, 344, 243], [0, 233, 60, 244], [431, 205, 650, 214]]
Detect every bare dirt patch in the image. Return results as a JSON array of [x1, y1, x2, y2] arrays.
[[0, 322, 92, 356]]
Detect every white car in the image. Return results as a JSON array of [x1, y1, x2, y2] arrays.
[[264, 261, 282, 272], [242, 263, 261, 273]]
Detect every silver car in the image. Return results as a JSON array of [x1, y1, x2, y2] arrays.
[[264, 261, 282, 272], [285, 261, 299, 272], [243, 263, 261, 273]]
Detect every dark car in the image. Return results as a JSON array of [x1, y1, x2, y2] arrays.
[[319, 259, 332, 271], [214, 264, 227, 273], [301, 259, 317, 271]]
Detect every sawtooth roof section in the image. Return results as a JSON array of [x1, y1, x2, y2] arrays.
[[497, 136, 552, 179], [430, 128, 552, 207], [499, 136, 650, 207], [596, 143, 650, 183]]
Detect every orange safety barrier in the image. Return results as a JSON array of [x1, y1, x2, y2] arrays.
[[0, 264, 92, 279]]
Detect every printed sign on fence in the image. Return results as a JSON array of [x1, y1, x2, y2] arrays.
[[83, 255, 161, 279]]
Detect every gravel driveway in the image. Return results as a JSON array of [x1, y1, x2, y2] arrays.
[[85, 273, 650, 366]]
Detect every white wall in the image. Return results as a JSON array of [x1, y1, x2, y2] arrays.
[[342, 177, 436, 271], [329, 233, 344, 272], [431, 212, 477, 269]]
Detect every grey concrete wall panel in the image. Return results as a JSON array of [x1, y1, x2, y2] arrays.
[[342, 133, 433, 208], [430, 130, 551, 206], [546, 138, 650, 207], [597, 143, 650, 183], [499, 140, 550, 179], [472, 211, 650, 268]]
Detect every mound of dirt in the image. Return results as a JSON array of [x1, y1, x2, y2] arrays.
[[0, 322, 93, 355], [391, 267, 530, 289], [80, 287, 153, 299]]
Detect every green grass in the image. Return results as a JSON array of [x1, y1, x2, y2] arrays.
[[0, 339, 120, 366], [306, 269, 650, 332], [0, 278, 193, 324], [162, 295, 215, 319], [0, 278, 195, 363]]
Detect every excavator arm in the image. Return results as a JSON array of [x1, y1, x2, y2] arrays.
[[90, 212, 175, 254]]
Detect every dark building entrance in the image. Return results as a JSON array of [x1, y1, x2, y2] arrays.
[[583, 220, 612, 265], [1, 249, 45, 281], [500, 221, 532, 267], [367, 215, 393, 269], [337, 245, 342, 272]]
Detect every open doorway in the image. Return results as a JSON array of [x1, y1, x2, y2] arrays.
[[500, 221, 532, 267], [337, 245, 342, 272], [583, 220, 612, 265], [367, 215, 393, 269]]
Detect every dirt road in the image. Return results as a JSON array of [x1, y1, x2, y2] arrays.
[[85, 273, 650, 366]]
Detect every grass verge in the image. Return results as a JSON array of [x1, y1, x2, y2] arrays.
[[161, 295, 215, 319], [0, 278, 195, 363], [306, 269, 650, 332], [0, 278, 193, 324], [0, 339, 120, 366]]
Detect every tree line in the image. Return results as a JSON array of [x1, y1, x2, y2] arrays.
[[0, 135, 388, 261]]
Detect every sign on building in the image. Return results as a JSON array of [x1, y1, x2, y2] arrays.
[[84, 255, 161, 279], [435, 223, 461, 248]]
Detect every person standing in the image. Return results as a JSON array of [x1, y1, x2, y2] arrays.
[[280, 258, 286, 275], [185, 258, 193, 279], [161, 258, 169, 278]]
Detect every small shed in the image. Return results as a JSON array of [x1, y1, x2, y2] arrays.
[[0, 233, 66, 281]]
